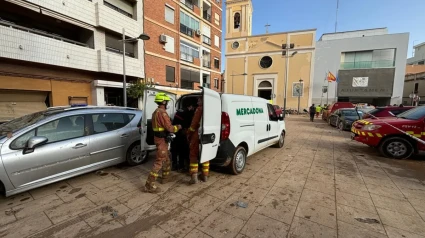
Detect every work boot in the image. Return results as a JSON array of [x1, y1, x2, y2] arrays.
[[160, 176, 170, 184], [200, 174, 208, 182], [144, 181, 162, 193], [189, 174, 199, 184]]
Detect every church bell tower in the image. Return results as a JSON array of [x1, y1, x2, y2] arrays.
[[225, 0, 253, 39]]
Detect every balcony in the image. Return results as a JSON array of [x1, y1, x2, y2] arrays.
[[181, 52, 194, 63], [106, 46, 135, 58], [340, 60, 395, 70], [203, 61, 211, 68], [180, 24, 194, 37], [202, 35, 211, 45], [0, 21, 98, 72], [104, 1, 133, 18], [96, 2, 139, 36], [203, 12, 211, 22], [98, 50, 143, 77]]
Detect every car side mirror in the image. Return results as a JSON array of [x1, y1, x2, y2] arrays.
[[278, 115, 284, 121], [24, 136, 48, 155]]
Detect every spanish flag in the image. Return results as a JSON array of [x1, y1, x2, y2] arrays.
[[327, 71, 337, 82]]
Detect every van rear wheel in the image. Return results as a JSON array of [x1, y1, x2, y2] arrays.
[[273, 131, 285, 148], [229, 146, 247, 175], [379, 137, 414, 160]]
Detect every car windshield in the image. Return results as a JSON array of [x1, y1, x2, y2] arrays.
[[0, 110, 55, 139], [342, 110, 362, 117], [396, 106, 425, 120]]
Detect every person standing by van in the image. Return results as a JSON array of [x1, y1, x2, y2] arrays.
[[145, 93, 182, 193], [187, 97, 209, 184], [171, 103, 195, 172], [309, 104, 316, 122]]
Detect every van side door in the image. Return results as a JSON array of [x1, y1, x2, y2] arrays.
[[266, 103, 280, 146], [251, 101, 270, 152], [200, 88, 221, 163]]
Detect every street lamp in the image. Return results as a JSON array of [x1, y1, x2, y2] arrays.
[[297, 79, 303, 114], [230, 71, 247, 94], [120, 28, 150, 107], [282, 43, 297, 118]]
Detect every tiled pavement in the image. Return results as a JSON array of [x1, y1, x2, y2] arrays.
[[1, 116, 425, 238]]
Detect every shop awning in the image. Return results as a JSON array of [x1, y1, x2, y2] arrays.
[[0, 90, 48, 122]]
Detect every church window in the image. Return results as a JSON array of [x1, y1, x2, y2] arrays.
[[234, 12, 240, 29], [232, 41, 239, 49], [259, 56, 273, 69]]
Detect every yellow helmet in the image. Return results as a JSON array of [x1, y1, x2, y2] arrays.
[[154, 93, 171, 103]]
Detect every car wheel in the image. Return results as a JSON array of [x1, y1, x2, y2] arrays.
[[126, 142, 149, 166], [379, 137, 414, 160], [229, 146, 247, 175], [273, 131, 285, 148]]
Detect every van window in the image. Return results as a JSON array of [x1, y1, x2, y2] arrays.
[[267, 104, 278, 121]]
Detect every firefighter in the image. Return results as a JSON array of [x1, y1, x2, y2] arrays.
[[171, 102, 195, 172], [145, 93, 182, 193], [187, 97, 209, 184]]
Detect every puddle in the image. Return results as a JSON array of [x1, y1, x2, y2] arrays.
[[68, 188, 82, 194], [75, 193, 86, 199]]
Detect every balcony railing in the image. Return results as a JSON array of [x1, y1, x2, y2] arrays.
[[202, 35, 211, 45], [203, 12, 211, 22], [180, 0, 194, 10], [180, 23, 194, 37], [0, 19, 89, 48], [104, 1, 133, 18], [106, 46, 135, 58], [203, 61, 211, 68], [181, 52, 194, 62], [340, 60, 395, 70]]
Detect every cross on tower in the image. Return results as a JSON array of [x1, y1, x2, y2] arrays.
[[265, 23, 271, 34]]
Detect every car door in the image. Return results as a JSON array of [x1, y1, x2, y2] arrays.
[[251, 100, 270, 152], [141, 89, 177, 150], [267, 103, 280, 146], [330, 110, 339, 126], [88, 112, 135, 165], [199, 88, 221, 163], [1, 114, 91, 188]]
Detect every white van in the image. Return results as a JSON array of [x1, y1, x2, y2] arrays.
[[141, 87, 286, 174]]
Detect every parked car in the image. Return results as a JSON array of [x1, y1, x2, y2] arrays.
[[142, 88, 286, 175], [0, 106, 148, 197], [328, 108, 363, 130], [322, 102, 355, 121], [352, 106, 425, 159], [362, 106, 414, 119], [273, 105, 283, 117]]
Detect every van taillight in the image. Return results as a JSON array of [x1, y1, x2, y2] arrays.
[[221, 112, 230, 141]]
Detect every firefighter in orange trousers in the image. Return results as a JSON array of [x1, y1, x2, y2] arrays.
[[145, 93, 181, 193], [187, 97, 209, 184]]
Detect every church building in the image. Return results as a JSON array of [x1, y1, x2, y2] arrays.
[[224, 0, 316, 109]]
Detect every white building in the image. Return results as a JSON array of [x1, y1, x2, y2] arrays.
[[407, 42, 425, 65], [0, 0, 146, 121], [312, 28, 409, 106]]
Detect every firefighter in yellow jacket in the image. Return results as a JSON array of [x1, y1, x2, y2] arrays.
[[145, 93, 181, 193], [187, 97, 209, 184]]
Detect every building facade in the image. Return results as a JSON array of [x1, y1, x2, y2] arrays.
[[407, 42, 425, 65], [143, 0, 223, 97], [0, 0, 146, 122], [403, 65, 425, 105], [312, 28, 409, 106], [224, 0, 316, 109]]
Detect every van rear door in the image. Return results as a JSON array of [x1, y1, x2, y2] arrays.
[[200, 88, 221, 163], [141, 89, 176, 150]]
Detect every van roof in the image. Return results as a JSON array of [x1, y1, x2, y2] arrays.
[[222, 94, 269, 103]]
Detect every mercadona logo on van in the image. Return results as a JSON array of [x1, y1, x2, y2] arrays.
[[236, 108, 264, 116]]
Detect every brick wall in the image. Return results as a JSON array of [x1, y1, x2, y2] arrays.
[[145, 54, 179, 86]]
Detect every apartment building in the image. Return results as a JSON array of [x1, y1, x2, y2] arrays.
[[407, 42, 425, 65], [144, 0, 223, 96], [0, 0, 146, 122]]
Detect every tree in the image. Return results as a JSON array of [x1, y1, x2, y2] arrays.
[[127, 79, 155, 99]]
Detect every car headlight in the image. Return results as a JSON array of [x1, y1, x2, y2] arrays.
[[362, 124, 381, 131]]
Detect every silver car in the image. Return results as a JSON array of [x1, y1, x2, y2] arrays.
[[0, 106, 148, 197]]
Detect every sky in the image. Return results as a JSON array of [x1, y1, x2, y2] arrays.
[[221, 0, 425, 71]]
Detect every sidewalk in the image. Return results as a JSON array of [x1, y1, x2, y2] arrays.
[[1, 116, 425, 238]]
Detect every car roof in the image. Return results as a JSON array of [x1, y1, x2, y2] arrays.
[[376, 106, 414, 109], [47, 105, 139, 112]]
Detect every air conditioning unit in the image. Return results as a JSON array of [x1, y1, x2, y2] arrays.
[[159, 34, 167, 43], [195, 29, 201, 36]]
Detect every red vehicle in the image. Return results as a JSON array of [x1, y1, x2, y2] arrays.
[[322, 102, 355, 121], [362, 106, 414, 119], [351, 106, 425, 159], [273, 105, 283, 117]]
